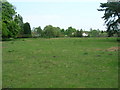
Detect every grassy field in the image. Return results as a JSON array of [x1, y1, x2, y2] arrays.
[[2, 37, 118, 88]]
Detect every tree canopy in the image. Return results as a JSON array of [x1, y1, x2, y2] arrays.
[[1, 0, 32, 39], [98, 2, 120, 36], [14, 14, 24, 37], [66, 27, 76, 37], [2, 1, 19, 38], [43, 25, 61, 38], [23, 22, 32, 37]]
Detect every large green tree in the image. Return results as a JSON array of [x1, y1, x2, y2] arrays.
[[14, 14, 24, 37], [23, 22, 32, 37], [54, 27, 61, 37], [66, 27, 76, 37], [43, 25, 61, 38], [75, 29, 83, 37], [98, 2, 120, 37], [2, 0, 20, 39], [43, 25, 54, 38], [32, 26, 43, 37], [89, 29, 100, 37], [36, 26, 42, 37]]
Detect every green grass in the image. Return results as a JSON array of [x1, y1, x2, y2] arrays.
[[2, 37, 118, 88]]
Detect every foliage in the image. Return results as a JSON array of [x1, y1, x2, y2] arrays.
[[2, 1, 16, 21], [66, 27, 76, 37], [32, 26, 43, 37], [98, 2, 120, 36], [89, 29, 100, 37], [36, 26, 42, 37], [99, 31, 108, 37], [32, 25, 110, 38], [75, 29, 83, 37], [54, 27, 61, 37], [2, 1, 21, 39], [14, 14, 24, 37], [43, 25, 61, 38], [43, 25, 55, 38], [23, 22, 32, 37]]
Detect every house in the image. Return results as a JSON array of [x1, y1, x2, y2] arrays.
[[82, 33, 88, 37]]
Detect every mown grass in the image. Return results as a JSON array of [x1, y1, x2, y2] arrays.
[[2, 37, 118, 88]]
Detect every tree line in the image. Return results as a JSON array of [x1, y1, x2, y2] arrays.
[[32, 26, 109, 38], [1, 0, 120, 40]]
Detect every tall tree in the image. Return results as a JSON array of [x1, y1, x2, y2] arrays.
[[54, 27, 61, 37], [66, 27, 76, 37], [2, 0, 20, 39], [14, 14, 24, 37], [98, 2, 120, 37], [89, 29, 100, 37], [23, 22, 32, 37], [43, 25, 56, 38], [75, 29, 83, 37], [36, 26, 42, 37]]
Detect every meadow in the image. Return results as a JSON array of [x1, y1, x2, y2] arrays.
[[2, 37, 119, 88]]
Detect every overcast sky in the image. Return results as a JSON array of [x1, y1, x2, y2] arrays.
[[8, 0, 107, 30]]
